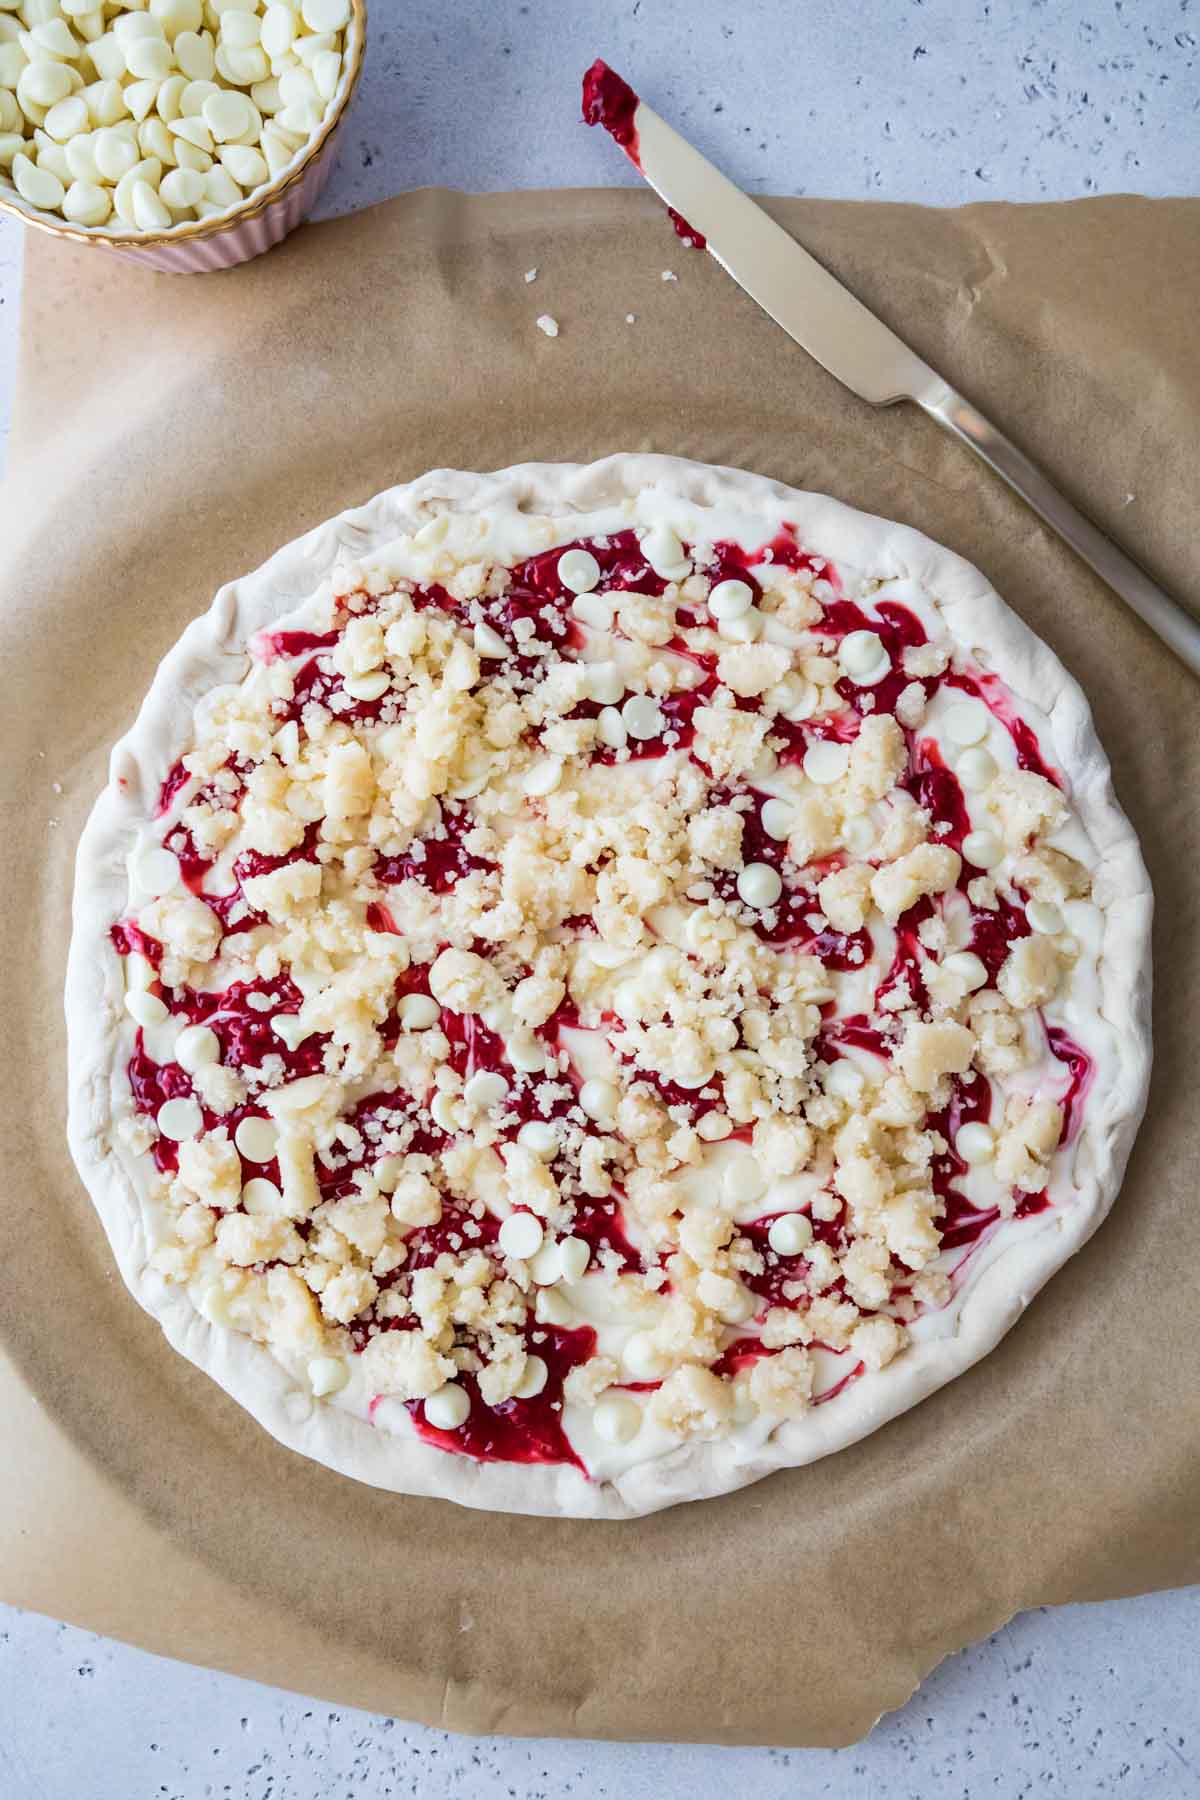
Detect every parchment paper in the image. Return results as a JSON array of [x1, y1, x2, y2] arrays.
[[0, 189, 1196, 1748]]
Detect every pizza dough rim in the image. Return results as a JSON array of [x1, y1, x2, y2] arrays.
[[65, 453, 1153, 1520]]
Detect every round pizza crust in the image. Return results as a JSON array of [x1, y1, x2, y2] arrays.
[[65, 454, 1153, 1519]]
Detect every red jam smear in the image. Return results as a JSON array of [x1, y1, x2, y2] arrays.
[[156, 760, 192, 818], [109, 921, 163, 967], [702, 796, 871, 957], [255, 627, 340, 663], [174, 974, 327, 1077], [440, 1008, 508, 1081], [713, 527, 836, 591], [739, 1204, 847, 1310], [947, 671, 1063, 788], [118, 515, 1088, 1469], [562, 1196, 642, 1273], [968, 893, 1031, 980], [1046, 1027, 1093, 1141], [126, 1031, 192, 1173], [281, 650, 388, 727], [581, 59, 640, 159], [410, 1323, 597, 1469], [873, 897, 931, 1011], [374, 802, 490, 893], [905, 737, 972, 856], [402, 1204, 502, 1272], [822, 597, 930, 719], [930, 1070, 1050, 1253], [169, 821, 321, 943]]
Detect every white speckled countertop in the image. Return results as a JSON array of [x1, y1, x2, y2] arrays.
[[1, 2, 1197, 1792]]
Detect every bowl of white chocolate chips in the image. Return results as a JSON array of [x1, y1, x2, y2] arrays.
[[0, 0, 365, 273]]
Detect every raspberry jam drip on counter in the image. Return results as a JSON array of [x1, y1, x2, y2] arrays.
[[115, 508, 1093, 1472], [410, 1324, 597, 1469]]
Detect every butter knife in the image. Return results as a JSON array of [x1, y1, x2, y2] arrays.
[[583, 60, 1200, 679]]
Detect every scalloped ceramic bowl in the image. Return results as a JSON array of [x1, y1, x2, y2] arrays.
[[0, 0, 365, 275]]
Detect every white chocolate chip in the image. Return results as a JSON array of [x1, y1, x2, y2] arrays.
[[722, 1155, 767, 1204], [596, 706, 628, 749], [586, 661, 624, 706], [234, 1114, 278, 1163], [621, 694, 663, 740], [517, 1120, 559, 1159], [523, 757, 563, 798], [498, 1211, 544, 1261], [962, 828, 1003, 869], [464, 1070, 508, 1111], [131, 177, 171, 231], [641, 524, 690, 581], [506, 1033, 547, 1074], [125, 989, 168, 1027], [400, 993, 440, 1031], [303, 0, 351, 31], [202, 88, 255, 143], [708, 579, 753, 620], [557, 1237, 591, 1283], [759, 798, 794, 841], [621, 1331, 670, 1381], [944, 699, 991, 746], [242, 1177, 283, 1215], [131, 845, 180, 896], [1027, 900, 1064, 934], [342, 669, 390, 703], [571, 592, 615, 632], [157, 1096, 202, 1142], [718, 609, 763, 643], [593, 1393, 641, 1444], [737, 861, 783, 909], [838, 630, 891, 684], [718, 1285, 756, 1325], [528, 1242, 563, 1286], [430, 1090, 461, 1134], [13, 152, 64, 211], [955, 747, 997, 791], [557, 548, 601, 594], [767, 1212, 814, 1256], [803, 740, 850, 784], [424, 1383, 470, 1430], [942, 950, 989, 991], [473, 621, 509, 660], [579, 1078, 618, 1123], [308, 1356, 348, 1398], [955, 1122, 996, 1164], [175, 1023, 220, 1071], [514, 1354, 549, 1399]]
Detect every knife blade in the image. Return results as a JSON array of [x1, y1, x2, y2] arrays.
[[581, 60, 1200, 678]]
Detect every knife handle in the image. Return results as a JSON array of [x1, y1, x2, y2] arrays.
[[919, 386, 1200, 680]]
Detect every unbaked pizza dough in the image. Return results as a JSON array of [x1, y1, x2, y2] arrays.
[[66, 455, 1153, 1518]]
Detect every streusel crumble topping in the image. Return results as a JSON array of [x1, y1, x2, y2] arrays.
[[109, 503, 1098, 1476]]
